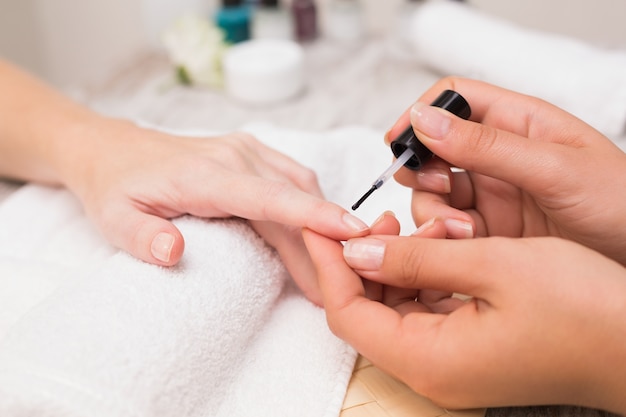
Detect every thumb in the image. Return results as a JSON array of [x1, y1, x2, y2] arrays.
[[99, 205, 185, 266], [409, 102, 565, 192]]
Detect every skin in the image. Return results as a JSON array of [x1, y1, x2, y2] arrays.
[[387, 77, 626, 265], [0, 60, 371, 305], [303, 228, 626, 414], [303, 77, 626, 413]]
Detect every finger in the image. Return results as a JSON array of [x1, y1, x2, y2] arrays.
[[418, 290, 467, 314], [343, 236, 503, 297], [370, 211, 401, 235], [303, 228, 445, 376], [252, 220, 323, 306], [409, 216, 448, 238], [410, 192, 476, 239], [409, 103, 577, 195], [242, 133, 325, 198], [98, 203, 185, 266], [384, 77, 488, 147], [191, 173, 370, 240], [393, 158, 453, 194], [386, 77, 598, 195], [382, 285, 429, 315], [303, 230, 413, 350]]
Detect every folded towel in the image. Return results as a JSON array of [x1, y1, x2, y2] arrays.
[[410, 1, 626, 137], [0, 125, 414, 417]]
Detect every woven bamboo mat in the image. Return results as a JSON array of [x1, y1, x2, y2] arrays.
[[340, 355, 485, 417]]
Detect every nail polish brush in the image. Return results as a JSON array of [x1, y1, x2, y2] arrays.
[[352, 89, 471, 210]]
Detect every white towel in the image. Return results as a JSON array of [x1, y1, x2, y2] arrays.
[[0, 125, 414, 417], [409, 1, 626, 137]]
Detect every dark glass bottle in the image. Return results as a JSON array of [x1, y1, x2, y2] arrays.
[[215, 0, 251, 44], [291, 0, 317, 42]]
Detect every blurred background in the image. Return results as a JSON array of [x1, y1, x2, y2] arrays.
[[2, 0, 626, 89]]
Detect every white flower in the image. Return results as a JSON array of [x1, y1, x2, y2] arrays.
[[162, 14, 226, 87]]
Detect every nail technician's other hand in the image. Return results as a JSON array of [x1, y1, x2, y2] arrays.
[[303, 230, 626, 414], [0, 60, 369, 305], [386, 77, 626, 265]]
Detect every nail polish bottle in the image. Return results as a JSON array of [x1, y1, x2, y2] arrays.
[[215, 0, 251, 44], [291, 0, 318, 42]]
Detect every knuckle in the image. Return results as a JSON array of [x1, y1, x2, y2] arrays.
[[325, 313, 343, 337], [230, 131, 259, 148], [386, 241, 428, 288], [460, 122, 501, 167], [298, 167, 319, 191]]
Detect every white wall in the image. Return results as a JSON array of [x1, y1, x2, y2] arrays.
[[0, 0, 215, 88], [1, 0, 625, 88]]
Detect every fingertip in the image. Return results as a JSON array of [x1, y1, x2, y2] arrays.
[[370, 211, 401, 235], [444, 218, 475, 239], [411, 217, 447, 238], [341, 212, 370, 235]]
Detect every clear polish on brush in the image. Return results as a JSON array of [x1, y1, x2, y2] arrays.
[[351, 90, 471, 211], [351, 148, 414, 210]]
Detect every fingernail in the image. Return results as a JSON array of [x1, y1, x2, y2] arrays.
[[343, 238, 386, 270], [411, 217, 437, 236], [417, 167, 451, 193], [151, 232, 175, 263], [372, 210, 396, 227], [444, 219, 474, 239], [410, 102, 451, 139], [343, 213, 370, 233]]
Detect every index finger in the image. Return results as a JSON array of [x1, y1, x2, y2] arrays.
[[386, 77, 590, 146], [190, 172, 370, 241]]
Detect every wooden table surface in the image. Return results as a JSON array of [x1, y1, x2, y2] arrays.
[[55, 38, 622, 417]]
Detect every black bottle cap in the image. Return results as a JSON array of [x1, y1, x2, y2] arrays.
[[390, 90, 471, 170], [223, 0, 243, 7]]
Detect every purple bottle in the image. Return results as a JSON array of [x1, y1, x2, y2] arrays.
[[291, 0, 317, 42]]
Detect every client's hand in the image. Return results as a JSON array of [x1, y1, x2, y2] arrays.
[[386, 77, 626, 265], [0, 59, 371, 305], [303, 230, 626, 414], [60, 122, 369, 305]]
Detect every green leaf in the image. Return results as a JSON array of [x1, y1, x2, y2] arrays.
[[176, 66, 192, 85]]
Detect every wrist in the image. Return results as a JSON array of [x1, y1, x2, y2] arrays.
[[50, 114, 136, 196]]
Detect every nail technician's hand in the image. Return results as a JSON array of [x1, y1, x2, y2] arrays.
[[303, 230, 626, 414], [386, 77, 626, 265]]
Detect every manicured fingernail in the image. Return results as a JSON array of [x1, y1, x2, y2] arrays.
[[343, 213, 370, 233], [412, 217, 437, 236], [343, 238, 386, 270], [372, 210, 396, 227], [417, 167, 451, 193], [151, 232, 175, 262], [444, 219, 474, 239], [410, 102, 451, 139]]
